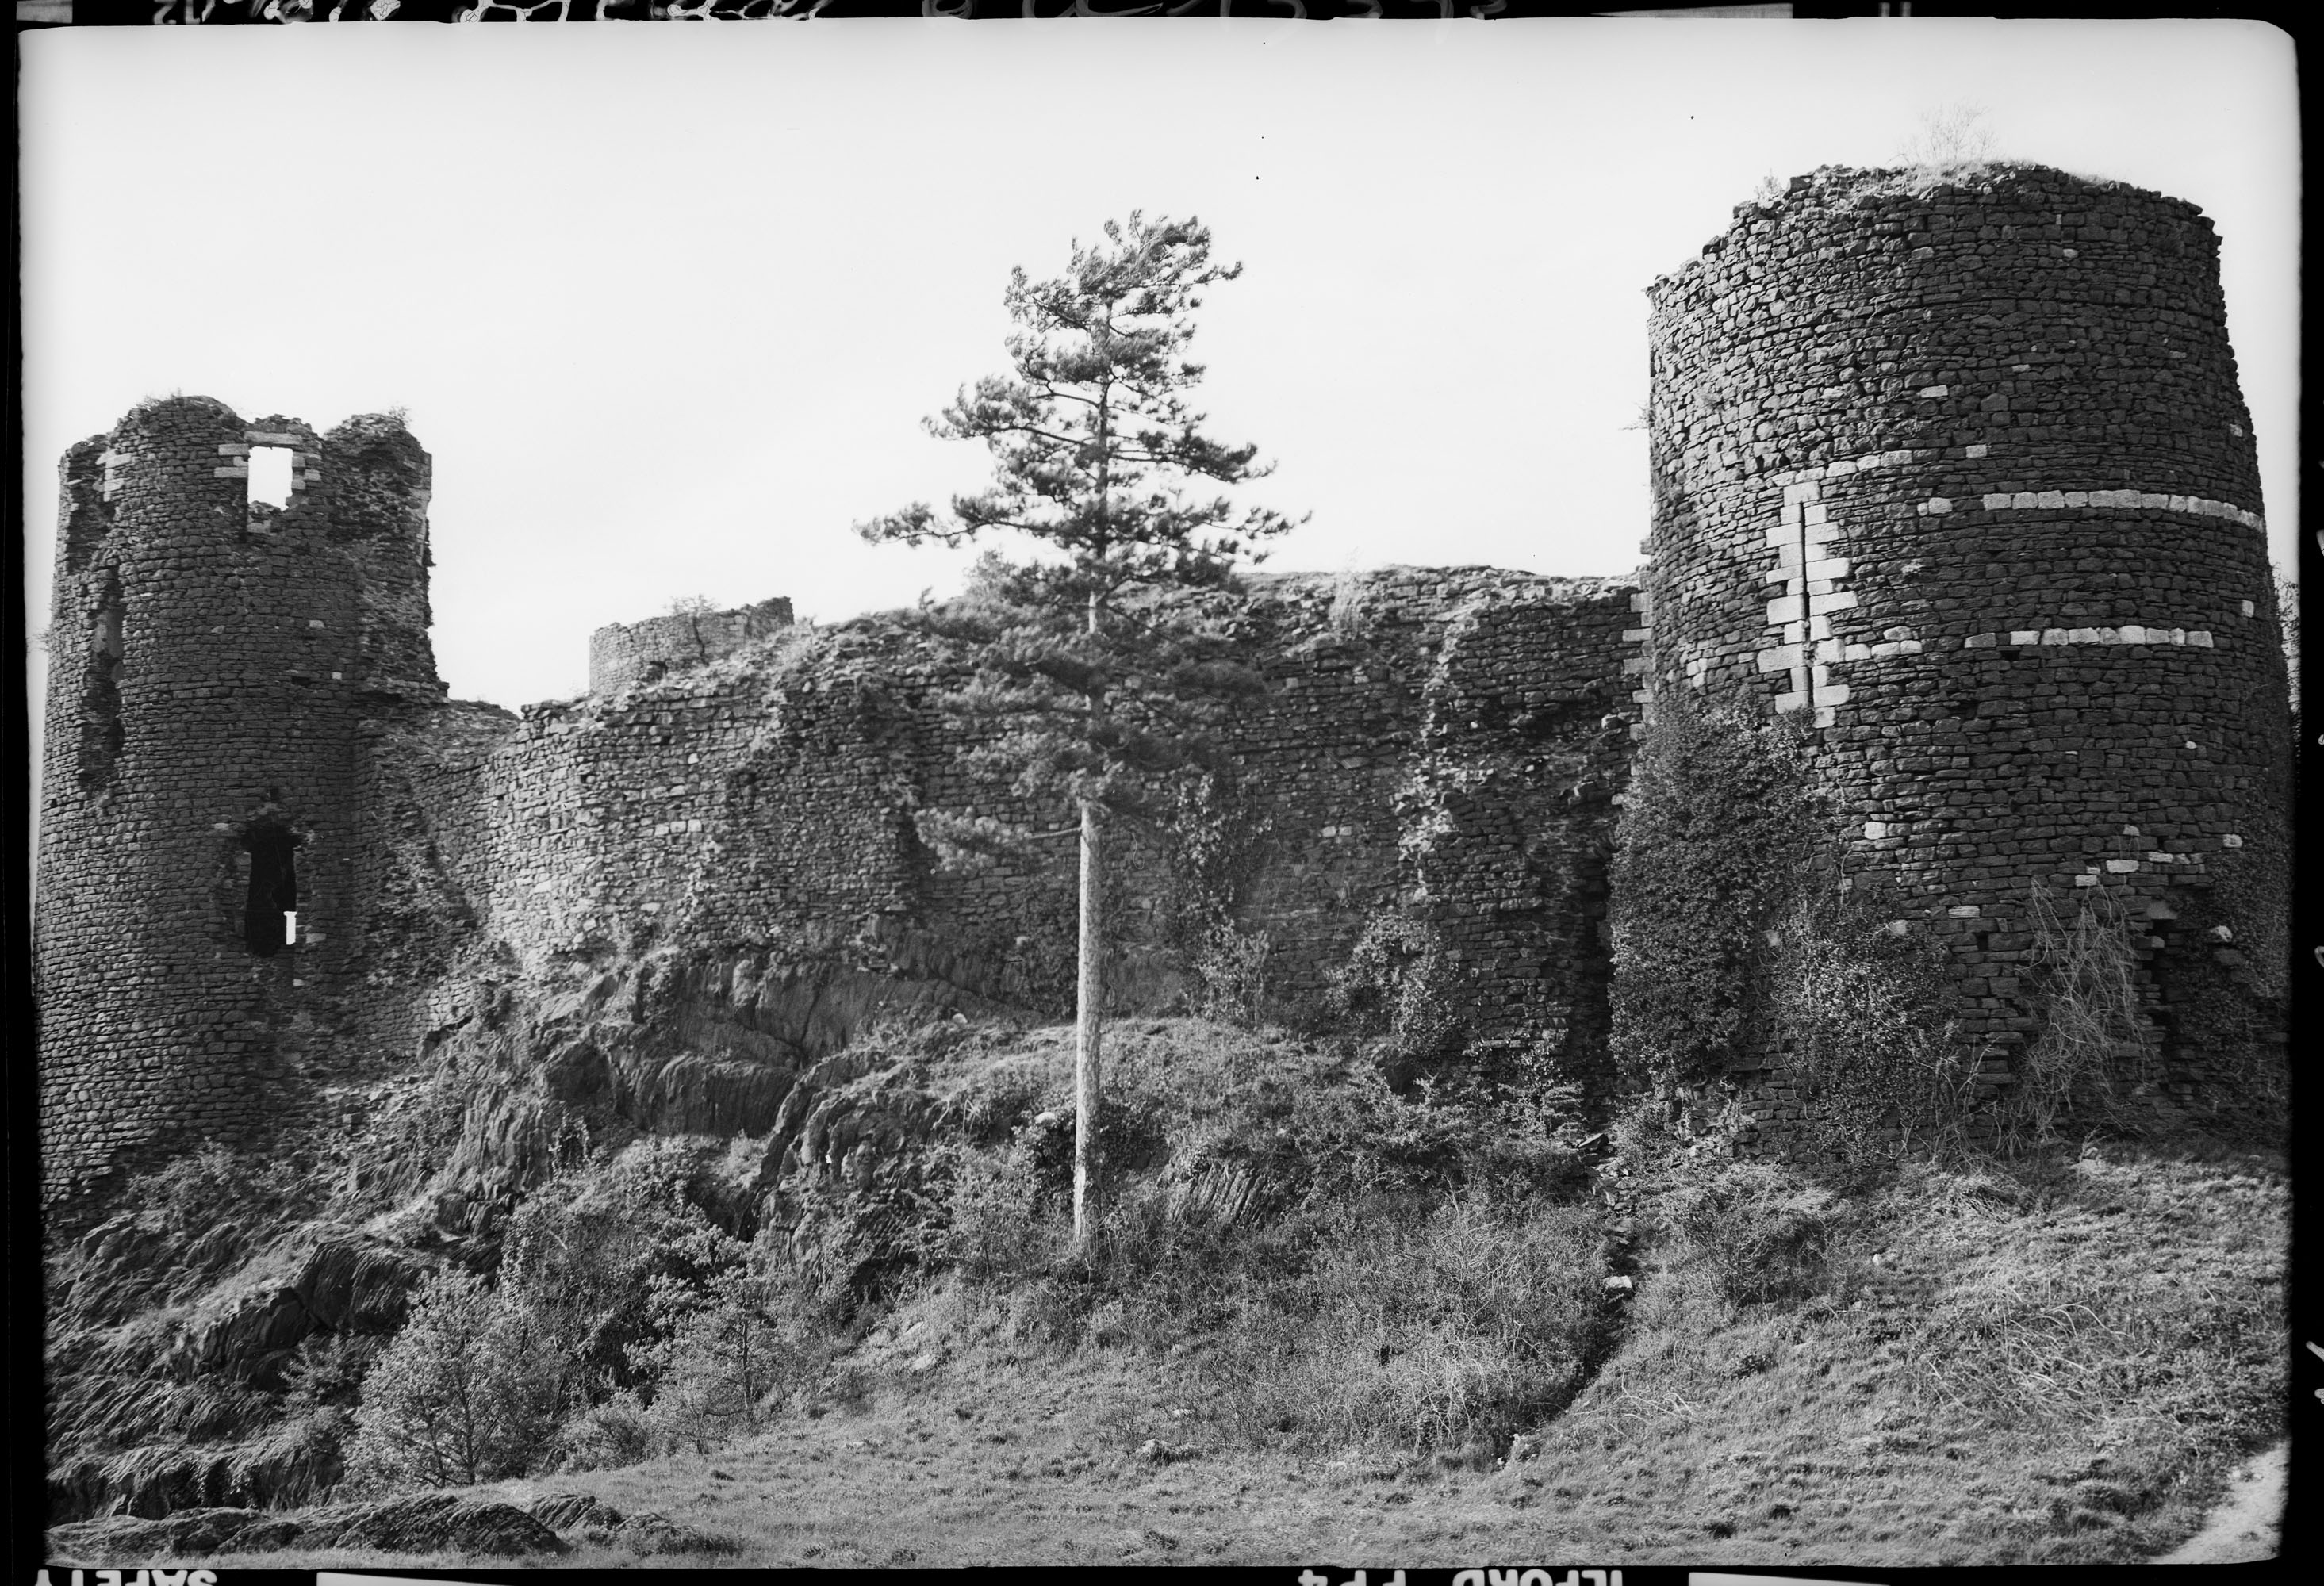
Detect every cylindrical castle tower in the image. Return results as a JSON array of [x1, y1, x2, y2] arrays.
[[1639, 165, 2290, 1128], [36, 396, 441, 1212]]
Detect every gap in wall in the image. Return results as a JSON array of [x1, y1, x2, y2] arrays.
[[78, 573, 125, 792]]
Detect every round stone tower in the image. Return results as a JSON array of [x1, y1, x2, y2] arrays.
[[36, 396, 441, 1211], [1640, 164, 2290, 1123]]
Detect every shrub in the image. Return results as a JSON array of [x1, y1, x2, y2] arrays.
[[628, 1221, 852, 1449], [233, 1401, 355, 1509], [898, 1023, 1615, 1460], [1011, 1082, 1169, 1201], [1194, 921, 1274, 1029], [346, 1267, 566, 1489], [1327, 914, 1465, 1063], [1275, 1055, 1590, 1205], [635, 1289, 809, 1449], [128, 1140, 313, 1237], [497, 1137, 754, 1398], [919, 1140, 1057, 1283], [1674, 1163, 1843, 1307], [282, 1331, 385, 1414], [1998, 883, 2153, 1148], [951, 1055, 1051, 1146], [1766, 895, 1980, 1159], [818, 1360, 874, 1415], [546, 1389, 658, 1473]]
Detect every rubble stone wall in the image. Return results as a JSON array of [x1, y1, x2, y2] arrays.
[[420, 568, 1640, 1067], [587, 597, 795, 695]]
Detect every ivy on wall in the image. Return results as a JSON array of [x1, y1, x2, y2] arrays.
[[1610, 689, 1981, 1152], [1607, 692, 1817, 1090], [1763, 892, 1973, 1158]]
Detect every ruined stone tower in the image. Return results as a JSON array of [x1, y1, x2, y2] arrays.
[[1639, 164, 2291, 1136], [588, 596, 794, 695], [36, 396, 442, 1206]]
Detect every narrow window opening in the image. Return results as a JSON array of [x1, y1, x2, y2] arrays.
[[244, 824, 301, 958], [247, 446, 297, 509], [78, 574, 126, 791]]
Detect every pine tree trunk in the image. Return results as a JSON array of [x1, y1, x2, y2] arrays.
[[1073, 577, 1106, 1251], [1072, 791, 1103, 1249]]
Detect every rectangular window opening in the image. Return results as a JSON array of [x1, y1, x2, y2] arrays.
[[248, 446, 297, 509]]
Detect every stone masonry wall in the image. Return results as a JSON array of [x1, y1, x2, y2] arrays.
[[392, 569, 1641, 1086], [1401, 581, 1637, 1087], [1642, 164, 2291, 1154], [588, 597, 795, 695]]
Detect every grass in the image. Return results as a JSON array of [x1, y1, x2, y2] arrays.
[[50, 1021, 2287, 1569], [1513, 1132, 2286, 1565]]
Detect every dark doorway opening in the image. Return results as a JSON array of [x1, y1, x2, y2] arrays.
[[244, 824, 301, 957]]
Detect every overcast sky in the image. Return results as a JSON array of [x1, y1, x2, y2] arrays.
[[21, 17, 2299, 725]]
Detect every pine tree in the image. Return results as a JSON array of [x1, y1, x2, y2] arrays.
[[859, 213, 1299, 1247]]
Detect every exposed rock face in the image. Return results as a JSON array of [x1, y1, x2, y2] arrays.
[[160, 1231, 429, 1380], [46, 1494, 569, 1561], [528, 1492, 742, 1556], [600, 1509, 745, 1555], [47, 1508, 303, 1561], [292, 1493, 568, 1556], [527, 1490, 627, 1532]]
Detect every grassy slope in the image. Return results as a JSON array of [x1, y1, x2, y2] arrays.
[[169, 1040, 2285, 1572]]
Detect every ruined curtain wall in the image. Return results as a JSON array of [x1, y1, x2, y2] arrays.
[[418, 569, 1640, 1075], [587, 597, 796, 695]]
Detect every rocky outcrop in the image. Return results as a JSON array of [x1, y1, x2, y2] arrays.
[[163, 1230, 428, 1382], [46, 1413, 350, 1527], [527, 1490, 627, 1532], [47, 1494, 568, 1561], [47, 1508, 304, 1561], [524, 1492, 740, 1555], [600, 1509, 744, 1555]]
